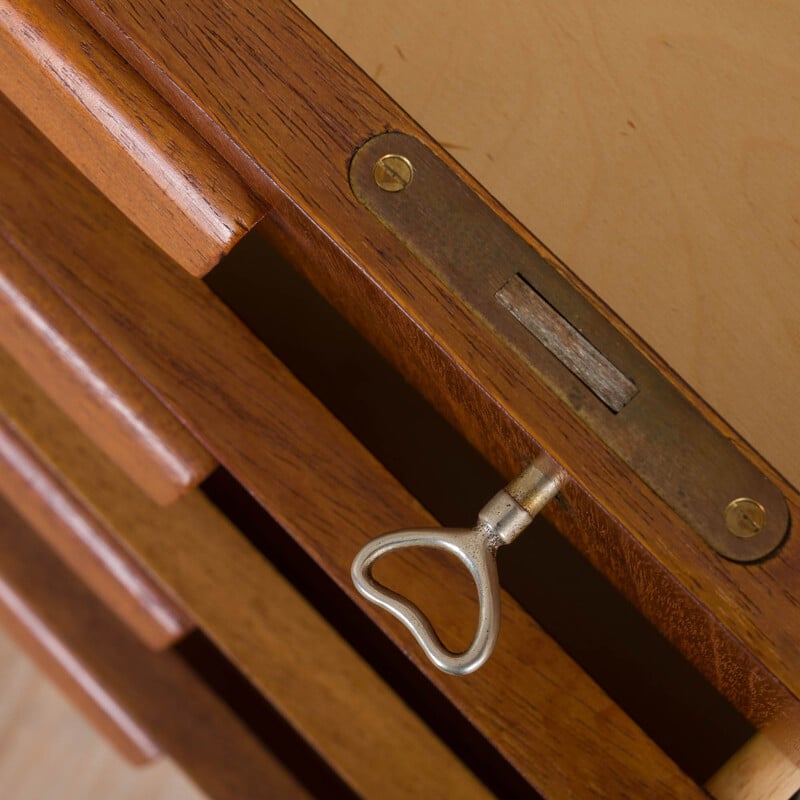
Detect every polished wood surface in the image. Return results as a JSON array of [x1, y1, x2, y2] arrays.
[[63, 0, 800, 729], [0, 235, 215, 505], [0, 91, 701, 796], [0, 0, 265, 276], [0, 317, 493, 796], [0, 498, 312, 800], [0, 348, 193, 650], [297, 0, 800, 492]]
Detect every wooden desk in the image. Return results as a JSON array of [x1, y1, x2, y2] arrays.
[[0, 0, 798, 797]]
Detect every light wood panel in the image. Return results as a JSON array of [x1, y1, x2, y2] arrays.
[[0, 86, 701, 796], [295, 0, 800, 491], [707, 732, 800, 800], [0, 348, 193, 650], [0, 498, 311, 800], [0, 235, 215, 505], [61, 0, 800, 731], [0, 0, 265, 276]]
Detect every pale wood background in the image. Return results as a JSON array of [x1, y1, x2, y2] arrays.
[[0, 629, 204, 800], [297, 0, 800, 490]]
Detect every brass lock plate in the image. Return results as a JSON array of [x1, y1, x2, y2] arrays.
[[350, 132, 789, 562]]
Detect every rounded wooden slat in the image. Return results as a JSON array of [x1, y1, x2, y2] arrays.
[[0, 0, 265, 276], [708, 732, 800, 800], [0, 236, 216, 505], [0, 499, 159, 766], [0, 348, 194, 651]]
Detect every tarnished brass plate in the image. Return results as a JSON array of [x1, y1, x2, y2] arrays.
[[350, 132, 789, 562]]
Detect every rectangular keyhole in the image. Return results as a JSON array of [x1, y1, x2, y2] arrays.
[[496, 274, 638, 412]]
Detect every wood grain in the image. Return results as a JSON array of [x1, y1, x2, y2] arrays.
[[0, 348, 194, 651], [0, 498, 312, 800], [0, 325, 493, 798], [0, 234, 215, 505], [61, 0, 800, 727], [0, 93, 700, 796], [0, 0, 265, 276], [294, 0, 800, 495]]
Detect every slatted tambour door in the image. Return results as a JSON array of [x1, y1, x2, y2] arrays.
[[0, 98, 504, 800], [67, 0, 800, 737], [0, 351, 493, 800], [1, 0, 798, 796], [0, 66, 710, 796]]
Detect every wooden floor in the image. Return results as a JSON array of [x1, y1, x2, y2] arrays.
[[0, 629, 205, 800]]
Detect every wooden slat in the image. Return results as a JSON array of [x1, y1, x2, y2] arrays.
[[0, 235, 215, 505], [63, 0, 800, 727], [0, 498, 312, 800], [0, 348, 193, 650], [0, 0, 265, 277], [0, 500, 158, 765], [0, 93, 700, 797], [0, 324, 493, 799]]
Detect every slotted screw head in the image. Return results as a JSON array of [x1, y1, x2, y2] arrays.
[[373, 154, 414, 192], [724, 498, 766, 539]]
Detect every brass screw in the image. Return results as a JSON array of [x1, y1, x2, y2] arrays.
[[373, 154, 414, 192], [724, 498, 766, 539]]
